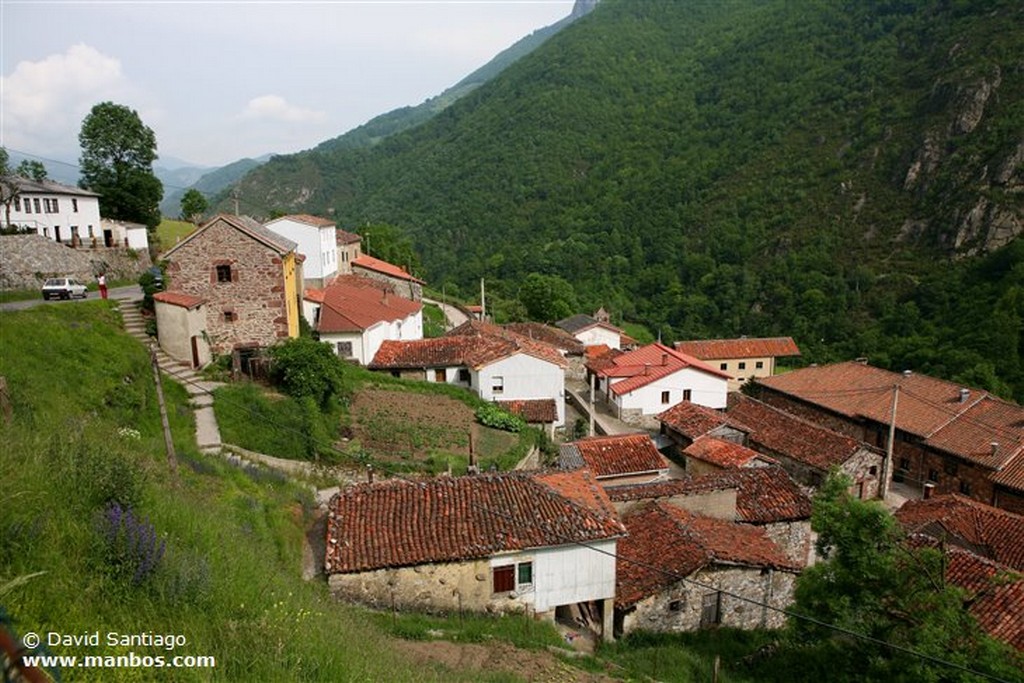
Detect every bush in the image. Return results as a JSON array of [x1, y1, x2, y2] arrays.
[[475, 403, 525, 433], [268, 338, 347, 408], [95, 502, 165, 587]]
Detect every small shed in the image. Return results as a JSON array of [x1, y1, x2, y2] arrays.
[[154, 291, 209, 368]]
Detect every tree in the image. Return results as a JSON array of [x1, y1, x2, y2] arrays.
[[15, 160, 47, 181], [78, 102, 163, 230], [179, 189, 208, 224], [267, 337, 348, 409], [518, 272, 579, 322], [0, 148, 17, 228]]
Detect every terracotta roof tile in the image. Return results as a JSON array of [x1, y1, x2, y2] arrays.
[[447, 320, 568, 368], [896, 494, 1024, 571], [556, 313, 621, 335], [316, 275, 421, 333], [325, 470, 625, 574], [589, 343, 730, 396], [559, 434, 669, 479], [496, 399, 558, 423], [726, 394, 870, 469], [993, 453, 1024, 494], [607, 467, 812, 524], [684, 435, 774, 469], [153, 290, 205, 309], [503, 322, 585, 355], [336, 229, 362, 245], [616, 502, 800, 608], [757, 362, 1024, 469], [675, 337, 801, 360], [657, 401, 732, 439], [371, 336, 483, 368], [352, 255, 425, 284]]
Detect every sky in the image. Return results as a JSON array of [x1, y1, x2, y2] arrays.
[[0, 0, 575, 171]]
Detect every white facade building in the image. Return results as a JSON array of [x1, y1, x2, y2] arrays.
[[264, 214, 338, 287], [4, 178, 101, 245], [473, 352, 567, 427]]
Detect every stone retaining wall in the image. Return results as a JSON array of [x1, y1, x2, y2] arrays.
[[0, 234, 151, 290]]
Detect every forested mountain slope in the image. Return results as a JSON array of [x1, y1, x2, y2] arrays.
[[231, 0, 1024, 399]]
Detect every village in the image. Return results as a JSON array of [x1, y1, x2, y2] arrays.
[[5, 177, 1021, 659]]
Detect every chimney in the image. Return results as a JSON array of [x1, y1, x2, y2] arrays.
[[991, 442, 999, 457], [661, 353, 669, 366], [644, 363, 651, 375], [959, 388, 970, 403], [903, 370, 912, 377], [382, 287, 389, 305]]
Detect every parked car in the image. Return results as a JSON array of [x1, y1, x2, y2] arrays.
[[41, 277, 88, 300]]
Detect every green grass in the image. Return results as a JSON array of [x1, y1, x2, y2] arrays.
[[156, 219, 197, 252], [423, 303, 447, 337]]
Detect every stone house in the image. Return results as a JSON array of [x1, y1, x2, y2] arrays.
[[263, 214, 337, 288], [682, 435, 777, 477], [304, 274, 422, 365], [674, 337, 801, 392], [657, 400, 749, 452], [607, 467, 814, 566], [2, 176, 101, 246], [162, 214, 302, 360], [615, 501, 800, 636], [351, 254, 424, 301], [587, 343, 730, 427], [325, 469, 626, 641], [335, 229, 363, 274], [752, 361, 1024, 512], [370, 320, 568, 429], [559, 433, 671, 487]]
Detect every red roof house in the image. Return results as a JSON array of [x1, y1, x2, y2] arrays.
[[559, 433, 670, 486]]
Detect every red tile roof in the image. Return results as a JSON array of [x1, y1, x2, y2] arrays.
[[371, 323, 569, 371], [675, 337, 801, 360], [607, 467, 812, 524], [907, 535, 1024, 651], [993, 454, 1024, 495], [616, 502, 800, 608], [657, 401, 733, 439], [153, 290, 205, 309], [447, 320, 568, 368], [316, 275, 421, 333], [352, 255, 425, 284], [496, 399, 558, 423], [336, 229, 362, 245], [757, 362, 1024, 470], [503, 322, 585, 355], [324, 470, 625, 574], [589, 343, 730, 396], [896, 494, 1024, 572], [304, 287, 326, 304], [727, 394, 871, 470], [560, 433, 669, 479], [684, 436, 774, 469]]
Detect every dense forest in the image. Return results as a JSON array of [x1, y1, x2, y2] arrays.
[[228, 0, 1023, 400]]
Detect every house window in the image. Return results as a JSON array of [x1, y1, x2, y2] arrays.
[[810, 471, 824, 487], [23, 198, 31, 214], [668, 599, 684, 612], [33, 198, 41, 213], [436, 368, 447, 383], [738, 362, 746, 370], [661, 391, 671, 404], [928, 469, 939, 483], [13, 197, 21, 212], [72, 198, 78, 212], [458, 369, 470, 383], [869, 466, 878, 476], [216, 264, 232, 283], [222, 310, 237, 323], [899, 457, 911, 471], [683, 389, 692, 401], [719, 363, 727, 371], [492, 565, 515, 594], [492, 376, 504, 395], [699, 592, 722, 628], [959, 481, 971, 496], [943, 461, 958, 476], [336, 342, 353, 358], [755, 361, 764, 369], [517, 562, 533, 587]]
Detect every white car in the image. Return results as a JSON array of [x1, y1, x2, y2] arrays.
[[41, 277, 88, 300]]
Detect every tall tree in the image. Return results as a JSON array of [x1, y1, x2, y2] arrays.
[[179, 188, 209, 224], [0, 148, 20, 228], [78, 102, 163, 230], [15, 160, 47, 181]]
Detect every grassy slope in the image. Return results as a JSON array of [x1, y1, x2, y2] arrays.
[[0, 303, 560, 681]]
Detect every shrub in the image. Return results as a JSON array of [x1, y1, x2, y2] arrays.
[[95, 502, 166, 587], [474, 403, 525, 433], [268, 337, 347, 408]]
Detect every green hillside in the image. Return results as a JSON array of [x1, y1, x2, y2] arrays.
[[230, 0, 1023, 399]]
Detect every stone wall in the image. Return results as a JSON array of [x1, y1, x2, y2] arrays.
[[328, 559, 534, 616], [165, 219, 289, 355], [351, 266, 422, 302], [0, 234, 151, 290], [620, 565, 796, 636], [761, 520, 812, 566]]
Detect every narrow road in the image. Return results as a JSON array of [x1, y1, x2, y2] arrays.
[[1, 284, 143, 312], [423, 296, 469, 330]]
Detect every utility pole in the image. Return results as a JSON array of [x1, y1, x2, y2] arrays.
[[230, 186, 240, 216], [150, 343, 178, 478], [880, 383, 899, 501], [480, 278, 486, 321], [589, 372, 596, 436]]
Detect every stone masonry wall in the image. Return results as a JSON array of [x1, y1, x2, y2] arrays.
[[0, 234, 151, 290], [165, 219, 288, 355], [621, 565, 796, 636], [328, 559, 534, 616]]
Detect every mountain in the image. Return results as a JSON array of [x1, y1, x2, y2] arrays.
[[160, 156, 269, 217], [230, 0, 1023, 399]]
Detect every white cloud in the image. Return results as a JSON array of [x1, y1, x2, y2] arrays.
[[239, 95, 326, 124], [0, 44, 136, 157]]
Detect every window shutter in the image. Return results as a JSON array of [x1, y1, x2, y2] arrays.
[[492, 566, 514, 593]]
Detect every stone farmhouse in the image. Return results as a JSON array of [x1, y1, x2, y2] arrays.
[[674, 336, 801, 392], [304, 275, 422, 365], [587, 342, 730, 426], [559, 433, 672, 487], [161, 214, 302, 363], [371, 320, 569, 430], [657, 400, 749, 450], [2, 177, 101, 246], [752, 361, 1024, 513], [681, 436, 777, 477], [351, 254, 425, 302], [896, 495, 1024, 651], [614, 501, 801, 636], [264, 214, 337, 288], [325, 469, 626, 641]]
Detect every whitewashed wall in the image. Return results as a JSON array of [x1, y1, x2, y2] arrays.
[[9, 192, 101, 243], [491, 540, 617, 613], [264, 218, 337, 283], [612, 367, 727, 415], [474, 353, 566, 426], [576, 326, 621, 350]]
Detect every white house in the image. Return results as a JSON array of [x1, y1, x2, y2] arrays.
[[305, 275, 423, 365], [325, 469, 625, 641], [556, 311, 630, 350], [2, 177, 101, 245], [588, 343, 730, 425], [99, 218, 150, 252], [370, 321, 569, 428], [264, 214, 338, 287]]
